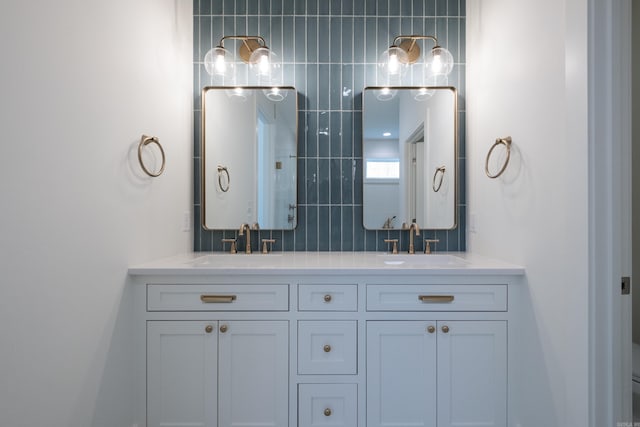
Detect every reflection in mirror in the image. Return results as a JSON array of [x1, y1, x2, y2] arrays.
[[202, 86, 297, 230], [362, 87, 457, 230]]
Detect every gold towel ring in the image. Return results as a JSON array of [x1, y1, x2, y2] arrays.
[[138, 135, 165, 177], [432, 166, 446, 192], [485, 136, 512, 179], [217, 165, 230, 192]]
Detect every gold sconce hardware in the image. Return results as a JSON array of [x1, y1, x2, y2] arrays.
[[138, 135, 166, 177], [419, 295, 454, 303], [222, 238, 237, 254], [441, 325, 450, 333], [323, 344, 332, 353], [384, 239, 399, 254], [423, 238, 440, 254], [323, 294, 332, 303], [217, 165, 230, 192], [204, 35, 281, 85], [485, 136, 512, 179], [220, 324, 228, 333], [427, 325, 436, 334], [205, 325, 214, 333], [200, 295, 237, 303], [378, 35, 454, 83], [261, 238, 276, 254], [432, 166, 446, 192], [324, 408, 332, 417]]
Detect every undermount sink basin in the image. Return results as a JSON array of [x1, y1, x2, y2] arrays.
[[377, 253, 469, 267], [188, 253, 282, 267]]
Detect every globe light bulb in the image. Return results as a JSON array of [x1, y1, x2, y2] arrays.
[[425, 46, 454, 77], [378, 46, 408, 84], [249, 47, 281, 85]]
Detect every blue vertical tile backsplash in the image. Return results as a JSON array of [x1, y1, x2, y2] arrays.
[[193, 0, 466, 253]]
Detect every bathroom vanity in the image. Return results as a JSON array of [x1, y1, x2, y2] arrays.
[[129, 252, 524, 427]]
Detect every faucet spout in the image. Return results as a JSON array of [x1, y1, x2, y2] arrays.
[[239, 223, 252, 254], [408, 222, 421, 254]]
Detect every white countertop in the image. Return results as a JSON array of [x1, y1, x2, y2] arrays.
[[128, 252, 525, 276]]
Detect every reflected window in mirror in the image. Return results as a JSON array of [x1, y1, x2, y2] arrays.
[[362, 87, 458, 231], [201, 86, 298, 230]]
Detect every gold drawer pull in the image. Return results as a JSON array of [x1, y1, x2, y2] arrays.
[[323, 294, 332, 302], [205, 325, 214, 333], [200, 295, 237, 303], [427, 325, 436, 334], [220, 324, 228, 333], [323, 344, 332, 353], [418, 295, 454, 303], [324, 408, 332, 416]]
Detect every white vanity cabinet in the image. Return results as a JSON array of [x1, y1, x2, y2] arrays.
[[366, 320, 507, 427], [366, 284, 508, 427], [144, 284, 289, 427], [130, 252, 523, 427]]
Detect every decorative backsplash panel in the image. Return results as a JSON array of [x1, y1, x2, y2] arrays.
[[193, 0, 466, 252]]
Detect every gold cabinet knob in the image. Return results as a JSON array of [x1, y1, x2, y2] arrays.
[[441, 325, 449, 333], [324, 408, 332, 417], [323, 294, 332, 302], [205, 325, 214, 333], [220, 324, 228, 333], [427, 325, 435, 334], [323, 344, 332, 353]]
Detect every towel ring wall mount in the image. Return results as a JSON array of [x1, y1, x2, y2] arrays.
[[138, 135, 166, 177], [432, 165, 446, 192], [217, 165, 230, 192], [485, 136, 512, 179]]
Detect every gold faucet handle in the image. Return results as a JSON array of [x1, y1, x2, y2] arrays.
[[423, 238, 440, 254], [261, 239, 276, 254], [384, 239, 399, 254], [222, 238, 237, 254]]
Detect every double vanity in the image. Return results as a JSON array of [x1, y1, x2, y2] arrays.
[[130, 252, 523, 427]]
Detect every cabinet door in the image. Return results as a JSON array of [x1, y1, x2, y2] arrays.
[[218, 321, 289, 427], [147, 321, 217, 427], [366, 321, 437, 427], [437, 321, 507, 427]]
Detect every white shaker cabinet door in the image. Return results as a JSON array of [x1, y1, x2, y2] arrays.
[[366, 321, 437, 427], [437, 321, 507, 427], [147, 321, 218, 427], [218, 320, 289, 427]]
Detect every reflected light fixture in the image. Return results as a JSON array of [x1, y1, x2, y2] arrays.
[[378, 35, 454, 82], [204, 36, 281, 84]]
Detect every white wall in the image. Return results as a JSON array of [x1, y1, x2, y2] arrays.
[[0, 1, 193, 426], [632, 0, 640, 344], [466, 0, 588, 426]]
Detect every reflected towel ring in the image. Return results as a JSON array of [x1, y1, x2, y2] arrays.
[[138, 135, 165, 177], [432, 166, 446, 192], [217, 165, 230, 192], [485, 136, 512, 179]]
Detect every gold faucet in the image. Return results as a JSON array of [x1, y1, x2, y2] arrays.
[[408, 222, 421, 254], [239, 223, 252, 254]]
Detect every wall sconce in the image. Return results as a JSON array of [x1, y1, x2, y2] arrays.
[[378, 35, 454, 83], [204, 35, 281, 85]]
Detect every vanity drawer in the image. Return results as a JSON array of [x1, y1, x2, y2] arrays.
[[147, 284, 289, 311], [366, 284, 507, 311], [298, 321, 357, 374], [298, 383, 357, 427], [298, 284, 358, 311]]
